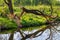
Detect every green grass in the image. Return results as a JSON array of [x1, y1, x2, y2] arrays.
[[0, 17, 17, 28], [0, 25, 46, 34], [0, 5, 60, 33]]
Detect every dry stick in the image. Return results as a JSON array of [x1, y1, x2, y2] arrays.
[[38, 10, 54, 23], [36, 31, 44, 36], [19, 11, 25, 17], [34, 31, 44, 38]]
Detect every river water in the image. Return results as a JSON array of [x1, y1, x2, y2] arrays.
[[0, 29, 60, 40]]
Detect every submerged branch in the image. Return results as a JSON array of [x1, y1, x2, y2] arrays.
[[21, 26, 50, 40]]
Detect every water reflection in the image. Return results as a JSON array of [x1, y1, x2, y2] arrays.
[[0, 29, 60, 40]]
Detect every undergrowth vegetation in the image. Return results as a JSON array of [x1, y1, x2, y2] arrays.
[[0, 5, 60, 31]]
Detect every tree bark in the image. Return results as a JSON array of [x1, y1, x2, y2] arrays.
[[4, 0, 14, 14], [4, 0, 14, 19]]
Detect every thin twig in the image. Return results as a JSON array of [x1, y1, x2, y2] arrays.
[[34, 31, 44, 38]]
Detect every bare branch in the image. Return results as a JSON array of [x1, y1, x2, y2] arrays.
[[34, 31, 44, 38], [21, 26, 50, 40], [20, 11, 25, 17], [46, 27, 53, 40], [4, 0, 9, 5], [16, 28, 25, 38], [9, 31, 15, 40], [53, 26, 60, 32], [46, 31, 50, 40]]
